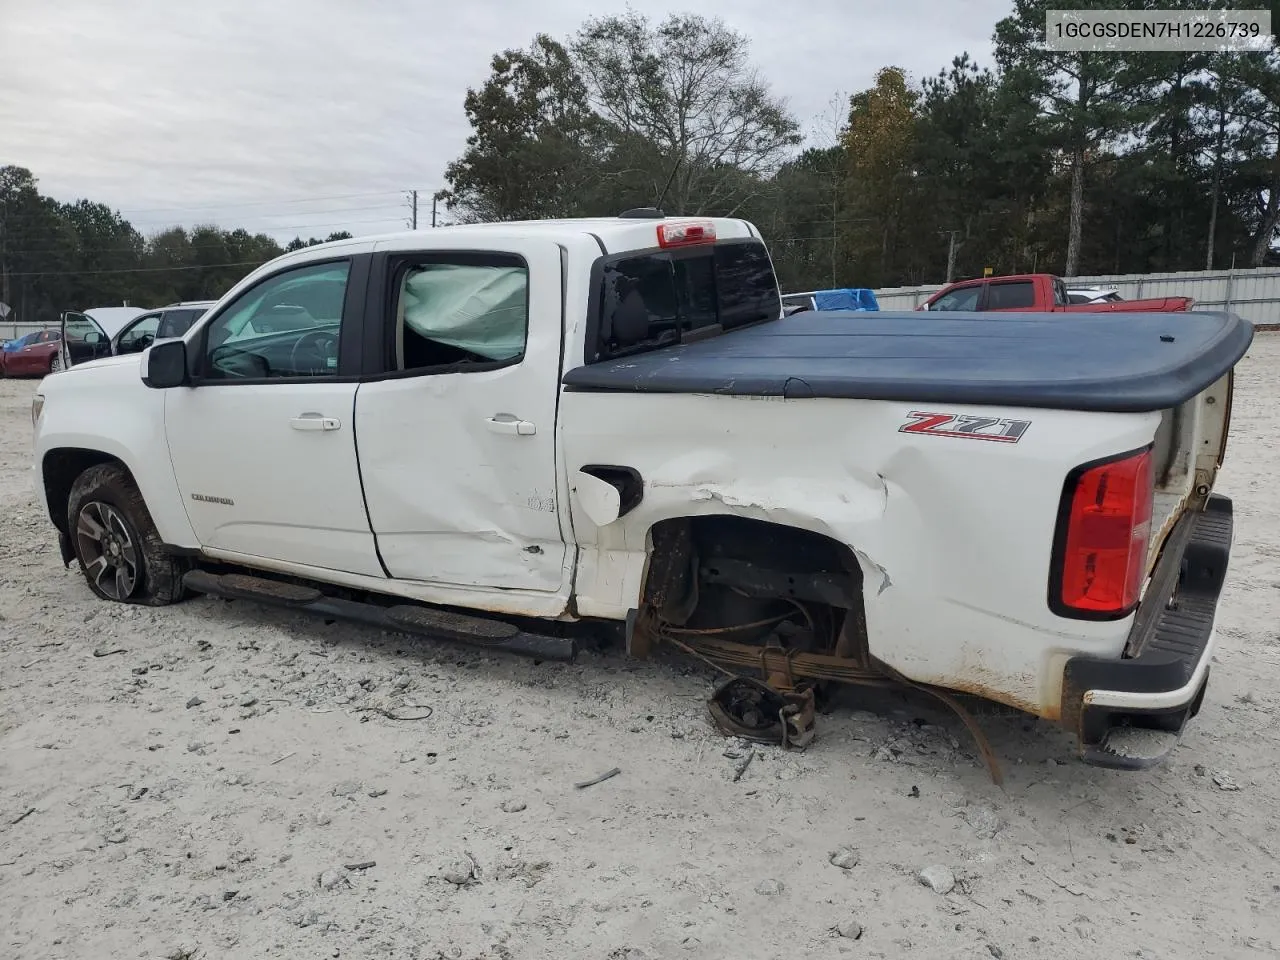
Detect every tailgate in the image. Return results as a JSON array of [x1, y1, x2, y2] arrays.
[[1057, 368, 1236, 767]]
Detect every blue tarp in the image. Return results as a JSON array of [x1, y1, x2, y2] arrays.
[[812, 288, 880, 311]]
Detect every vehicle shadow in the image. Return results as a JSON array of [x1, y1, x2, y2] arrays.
[[184, 591, 1190, 805]]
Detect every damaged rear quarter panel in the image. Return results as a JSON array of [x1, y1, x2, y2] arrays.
[[560, 390, 1161, 718]]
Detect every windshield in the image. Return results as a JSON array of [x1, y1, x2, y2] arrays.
[[591, 239, 780, 363]]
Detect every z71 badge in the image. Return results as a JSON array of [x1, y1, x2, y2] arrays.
[[898, 411, 1031, 443]]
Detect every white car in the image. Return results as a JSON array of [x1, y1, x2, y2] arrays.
[[59, 301, 216, 370], [29, 214, 1251, 770], [1067, 286, 1124, 304]]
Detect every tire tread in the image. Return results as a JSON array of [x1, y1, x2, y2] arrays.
[[66, 463, 188, 605]]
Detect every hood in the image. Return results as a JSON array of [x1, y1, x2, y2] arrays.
[[41, 350, 144, 390], [73, 352, 144, 371], [83, 307, 146, 338], [52, 352, 144, 379]]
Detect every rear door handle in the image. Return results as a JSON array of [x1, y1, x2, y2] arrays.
[[485, 416, 536, 436], [290, 413, 341, 431]]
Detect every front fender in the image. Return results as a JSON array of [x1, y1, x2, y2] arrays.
[[34, 367, 198, 549]]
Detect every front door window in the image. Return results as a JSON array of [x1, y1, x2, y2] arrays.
[[930, 286, 982, 311], [201, 261, 350, 380], [116, 313, 163, 354]]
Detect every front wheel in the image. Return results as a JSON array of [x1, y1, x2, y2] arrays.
[[66, 463, 189, 605], [49, 352, 62, 374]]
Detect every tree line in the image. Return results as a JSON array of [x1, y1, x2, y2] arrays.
[[0, 164, 351, 326], [443, 1, 1280, 291], [2, 0, 1277, 323]]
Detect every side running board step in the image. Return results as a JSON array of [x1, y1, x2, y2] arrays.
[[182, 570, 575, 662]]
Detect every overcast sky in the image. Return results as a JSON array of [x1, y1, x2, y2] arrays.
[[1, 0, 1010, 243]]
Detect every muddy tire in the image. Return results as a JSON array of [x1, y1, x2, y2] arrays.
[[66, 463, 189, 605]]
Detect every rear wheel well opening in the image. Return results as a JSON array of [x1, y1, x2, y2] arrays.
[[43, 449, 128, 532], [633, 515, 868, 666]]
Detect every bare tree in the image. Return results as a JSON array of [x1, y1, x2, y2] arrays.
[[572, 11, 801, 215]]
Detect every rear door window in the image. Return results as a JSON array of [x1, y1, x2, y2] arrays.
[[591, 240, 780, 363]]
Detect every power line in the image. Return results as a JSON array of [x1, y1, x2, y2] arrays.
[[123, 203, 411, 224], [180, 215, 407, 231], [2, 195, 422, 225], [6, 242, 270, 256], [113, 190, 408, 215], [0, 208, 408, 230], [5, 214, 412, 236], [6, 223, 386, 256], [8, 259, 271, 278], [772, 235, 841, 243], [5, 199, 455, 256]]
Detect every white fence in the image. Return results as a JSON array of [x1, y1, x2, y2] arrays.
[[8, 266, 1279, 341], [871, 268, 1280, 326], [2, 320, 57, 341]]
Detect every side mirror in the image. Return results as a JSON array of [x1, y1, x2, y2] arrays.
[[142, 340, 189, 388], [83, 331, 103, 345]]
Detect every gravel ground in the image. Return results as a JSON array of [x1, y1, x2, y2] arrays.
[[1, 342, 1279, 960]]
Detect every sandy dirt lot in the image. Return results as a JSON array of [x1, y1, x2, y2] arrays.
[[1, 341, 1278, 960]]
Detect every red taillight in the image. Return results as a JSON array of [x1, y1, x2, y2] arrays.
[[1053, 447, 1154, 618], [657, 221, 716, 248]]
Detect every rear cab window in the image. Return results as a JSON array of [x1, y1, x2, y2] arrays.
[[986, 280, 1036, 310], [589, 239, 780, 363], [156, 309, 205, 340]]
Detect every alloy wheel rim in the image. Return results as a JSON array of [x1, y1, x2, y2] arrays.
[[76, 501, 140, 600]]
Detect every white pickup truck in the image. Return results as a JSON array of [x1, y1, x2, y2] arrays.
[[30, 212, 1251, 770]]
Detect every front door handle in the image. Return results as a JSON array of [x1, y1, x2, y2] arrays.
[[290, 413, 341, 431], [485, 416, 536, 436]]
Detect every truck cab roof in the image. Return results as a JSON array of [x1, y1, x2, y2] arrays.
[[271, 216, 761, 262]]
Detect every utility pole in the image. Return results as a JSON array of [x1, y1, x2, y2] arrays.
[[411, 189, 418, 230], [0, 199, 9, 317], [431, 193, 437, 228]]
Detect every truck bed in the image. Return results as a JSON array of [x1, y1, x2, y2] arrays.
[[562, 310, 1253, 413]]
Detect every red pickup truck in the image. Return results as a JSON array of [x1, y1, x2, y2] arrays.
[[920, 274, 1193, 313]]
